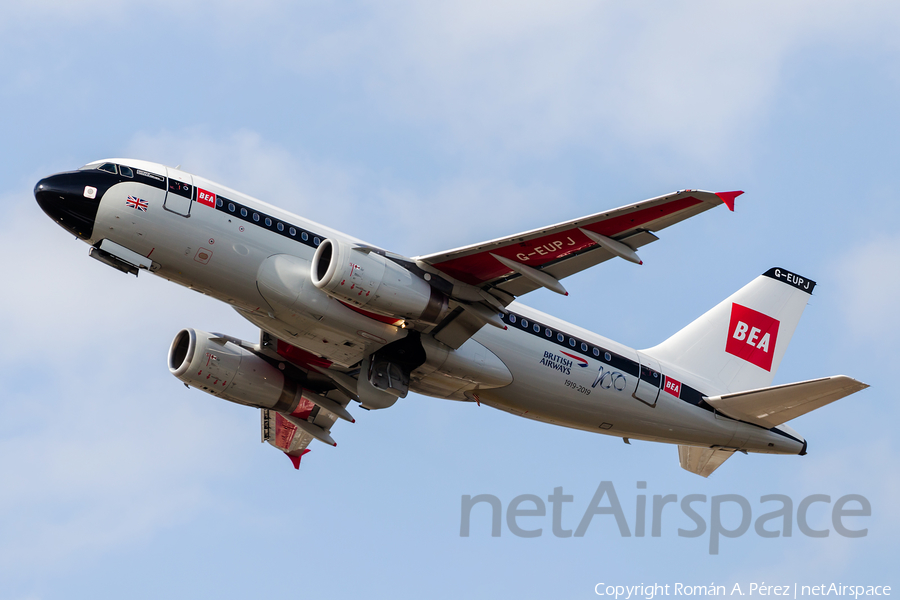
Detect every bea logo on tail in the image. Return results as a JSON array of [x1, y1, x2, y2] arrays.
[[725, 303, 780, 371]]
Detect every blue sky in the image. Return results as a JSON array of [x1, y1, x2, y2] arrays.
[[1, 2, 899, 599]]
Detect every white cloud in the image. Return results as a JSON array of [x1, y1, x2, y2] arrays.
[[833, 235, 900, 347], [6, 1, 900, 166], [123, 128, 567, 255], [125, 128, 361, 224], [0, 187, 252, 572], [283, 0, 900, 162]]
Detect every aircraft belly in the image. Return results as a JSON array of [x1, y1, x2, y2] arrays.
[[481, 382, 742, 446], [254, 253, 409, 366], [410, 336, 513, 400], [472, 325, 746, 447]]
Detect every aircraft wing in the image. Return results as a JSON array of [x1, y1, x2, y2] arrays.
[[418, 189, 741, 348], [227, 325, 363, 468], [261, 409, 317, 467], [418, 189, 740, 296]]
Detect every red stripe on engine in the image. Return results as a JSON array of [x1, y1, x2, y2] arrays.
[[276, 340, 333, 370], [338, 301, 404, 325], [290, 397, 317, 421]]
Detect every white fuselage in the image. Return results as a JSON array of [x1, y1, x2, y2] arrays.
[[63, 159, 806, 456]]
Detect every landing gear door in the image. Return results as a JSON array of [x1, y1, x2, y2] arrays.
[[164, 167, 194, 217], [634, 352, 661, 407]]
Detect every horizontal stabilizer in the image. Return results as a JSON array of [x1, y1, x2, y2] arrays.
[[705, 375, 869, 428], [678, 446, 736, 477]]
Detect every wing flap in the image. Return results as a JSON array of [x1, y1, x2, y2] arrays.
[[678, 445, 736, 477], [705, 375, 869, 428], [492, 230, 659, 297]]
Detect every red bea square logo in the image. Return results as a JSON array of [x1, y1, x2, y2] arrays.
[[197, 187, 216, 208], [725, 303, 780, 371], [663, 376, 681, 398]]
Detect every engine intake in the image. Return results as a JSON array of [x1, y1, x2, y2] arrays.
[[167, 328, 302, 413], [311, 238, 448, 324]]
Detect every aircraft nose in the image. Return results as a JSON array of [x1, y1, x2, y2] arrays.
[[34, 172, 101, 240]]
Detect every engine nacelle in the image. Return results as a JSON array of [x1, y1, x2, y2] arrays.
[[167, 328, 302, 413], [311, 238, 448, 324]]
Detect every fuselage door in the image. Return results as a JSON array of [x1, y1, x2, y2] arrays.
[[634, 352, 662, 407], [164, 167, 194, 217]]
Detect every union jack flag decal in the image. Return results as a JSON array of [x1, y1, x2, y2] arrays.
[[125, 195, 148, 211]]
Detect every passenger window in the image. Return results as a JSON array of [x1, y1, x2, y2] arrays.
[[240, 208, 248, 217], [119, 165, 134, 177], [545, 328, 552, 337], [277, 222, 284, 232], [533, 324, 540, 333], [265, 217, 272, 226], [313, 237, 320, 246], [510, 315, 517, 324], [581, 342, 588, 351], [289, 227, 296, 236], [216, 198, 223, 208], [99, 163, 117, 174], [521, 319, 528, 328], [253, 213, 260, 222], [228, 203, 235, 212], [592, 348, 600, 357], [557, 333, 564, 342], [301, 232, 309, 241], [569, 338, 576, 347]]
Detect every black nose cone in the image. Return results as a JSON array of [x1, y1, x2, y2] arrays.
[[35, 172, 102, 240]]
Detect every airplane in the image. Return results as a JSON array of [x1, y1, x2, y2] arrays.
[[34, 158, 869, 477]]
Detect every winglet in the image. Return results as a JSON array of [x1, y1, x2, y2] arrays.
[[715, 190, 744, 212], [286, 449, 311, 470]]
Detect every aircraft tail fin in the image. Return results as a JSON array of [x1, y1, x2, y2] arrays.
[[644, 268, 815, 395]]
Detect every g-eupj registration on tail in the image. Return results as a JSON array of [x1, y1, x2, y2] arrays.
[[33, 163, 868, 476]]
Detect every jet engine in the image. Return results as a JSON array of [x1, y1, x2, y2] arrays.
[[311, 238, 448, 324], [168, 328, 303, 414]]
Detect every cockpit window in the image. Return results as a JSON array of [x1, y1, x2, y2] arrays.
[[119, 165, 134, 177], [98, 163, 117, 174], [78, 161, 102, 170]]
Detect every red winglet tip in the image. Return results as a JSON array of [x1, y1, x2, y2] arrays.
[[332, 442, 338, 447], [715, 190, 744, 212], [564, 292, 569, 296], [286, 449, 311, 470], [351, 418, 356, 424], [503, 325, 508, 330], [639, 260, 643, 265]]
